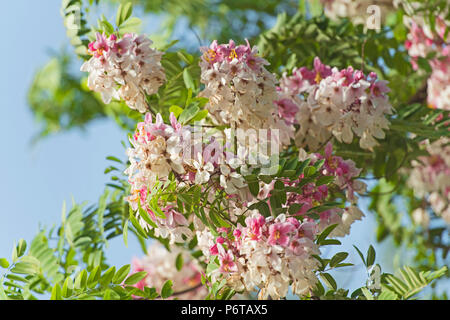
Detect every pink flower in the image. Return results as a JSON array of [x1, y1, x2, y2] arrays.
[[275, 98, 299, 125], [245, 215, 265, 240], [210, 244, 219, 255], [88, 32, 110, 58], [268, 223, 294, 247], [216, 236, 226, 244], [313, 57, 332, 83], [219, 250, 238, 273], [370, 80, 390, 97]]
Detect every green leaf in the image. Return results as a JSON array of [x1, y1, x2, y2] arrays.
[[248, 180, 260, 197], [329, 252, 349, 268], [417, 57, 432, 73], [178, 105, 199, 124], [366, 245, 376, 267], [169, 105, 184, 118], [361, 287, 374, 300], [10, 261, 39, 275], [51, 283, 63, 300], [100, 20, 115, 35], [316, 224, 338, 244], [320, 239, 341, 246], [385, 266, 447, 300], [161, 280, 174, 299], [320, 273, 337, 290], [116, 2, 133, 27], [175, 253, 184, 271], [74, 270, 88, 289], [106, 156, 123, 164], [112, 265, 131, 284], [0, 258, 9, 269], [192, 109, 208, 122], [353, 245, 366, 266], [378, 286, 398, 300], [124, 271, 147, 285], [183, 68, 195, 90], [87, 266, 101, 288], [62, 277, 73, 298], [288, 203, 303, 215], [123, 218, 129, 248], [316, 175, 335, 186], [119, 17, 142, 35], [304, 166, 317, 177], [256, 201, 271, 217], [100, 266, 116, 287]]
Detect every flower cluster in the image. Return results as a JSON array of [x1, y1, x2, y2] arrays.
[[405, 21, 450, 110], [315, 142, 367, 203], [279, 57, 392, 150], [125, 112, 196, 243], [205, 213, 321, 299], [402, 4, 450, 110], [125, 113, 256, 242], [427, 51, 450, 111], [199, 40, 276, 129], [81, 32, 165, 113], [131, 243, 207, 299], [407, 137, 450, 224], [198, 40, 294, 145], [192, 142, 366, 299], [297, 142, 366, 236], [110, 34, 371, 300]]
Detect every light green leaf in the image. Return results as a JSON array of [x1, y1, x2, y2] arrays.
[[124, 271, 147, 285], [161, 280, 173, 299], [112, 265, 131, 284], [0, 258, 9, 269]]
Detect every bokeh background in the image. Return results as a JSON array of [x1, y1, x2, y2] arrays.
[[1, 0, 442, 298]]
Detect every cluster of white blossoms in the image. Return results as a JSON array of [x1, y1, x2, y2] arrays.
[[407, 137, 450, 224], [402, 5, 450, 111], [124, 112, 195, 244], [125, 112, 258, 243], [319, 0, 395, 24], [427, 52, 450, 111], [191, 142, 367, 299], [131, 242, 207, 299], [198, 40, 294, 145], [198, 212, 320, 299], [90, 33, 372, 299], [279, 57, 393, 150], [81, 32, 165, 113]]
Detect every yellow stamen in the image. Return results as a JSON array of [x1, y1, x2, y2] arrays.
[[315, 72, 322, 84], [274, 230, 280, 240], [204, 49, 216, 62], [229, 49, 238, 60]]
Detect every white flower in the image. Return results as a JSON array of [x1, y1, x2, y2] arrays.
[[192, 153, 215, 185]]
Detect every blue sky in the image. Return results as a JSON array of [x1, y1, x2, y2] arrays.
[[0, 0, 430, 297]]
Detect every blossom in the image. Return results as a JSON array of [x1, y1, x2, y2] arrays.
[[201, 213, 321, 299], [218, 248, 238, 273], [427, 50, 450, 111], [198, 39, 293, 146], [280, 57, 393, 149], [130, 243, 206, 299], [316, 142, 367, 202], [192, 152, 215, 185], [81, 33, 165, 112], [268, 222, 295, 247], [407, 137, 450, 223]]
